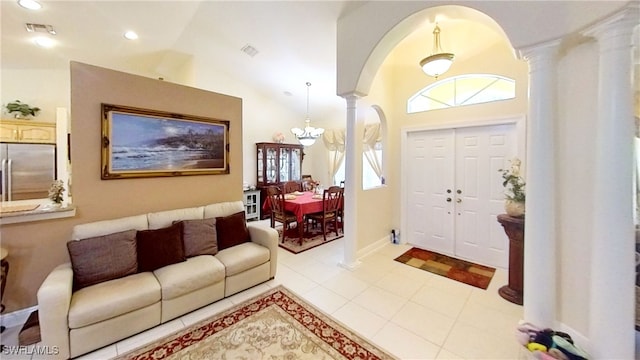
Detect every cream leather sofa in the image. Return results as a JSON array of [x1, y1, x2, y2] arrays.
[[36, 201, 278, 359]]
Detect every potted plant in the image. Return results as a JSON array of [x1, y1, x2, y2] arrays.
[[499, 158, 526, 217], [4, 100, 41, 118], [48, 180, 65, 207]]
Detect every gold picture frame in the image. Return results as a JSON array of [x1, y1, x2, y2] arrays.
[[101, 103, 230, 179]]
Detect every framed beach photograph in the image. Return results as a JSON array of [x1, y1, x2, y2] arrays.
[[101, 104, 230, 179]]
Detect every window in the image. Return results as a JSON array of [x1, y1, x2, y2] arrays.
[[332, 148, 382, 189], [407, 74, 515, 113], [330, 106, 386, 190], [362, 141, 383, 188]]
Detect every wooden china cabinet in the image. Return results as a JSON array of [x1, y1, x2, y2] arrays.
[[256, 142, 304, 219]]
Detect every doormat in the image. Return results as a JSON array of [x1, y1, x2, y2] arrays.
[[394, 247, 495, 290]]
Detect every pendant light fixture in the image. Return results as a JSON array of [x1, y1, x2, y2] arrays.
[[291, 82, 324, 146], [419, 23, 455, 78]]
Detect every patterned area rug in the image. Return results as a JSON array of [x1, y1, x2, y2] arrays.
[[394, 247, 496, 290], [115, 285, 396, 360], [275, 222, 343, 254]]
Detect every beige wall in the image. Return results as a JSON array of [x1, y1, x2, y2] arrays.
[[356, 64, 396, 250], [1, 69, 70, 123], [0, 62, 243, 311], [189, 56, 318, 187]]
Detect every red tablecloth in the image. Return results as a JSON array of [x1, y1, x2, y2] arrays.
[[284, 191, 323, 222], [262, 191, 323, 223]]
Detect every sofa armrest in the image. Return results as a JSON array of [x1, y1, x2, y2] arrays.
[[36, 263, 74, 360], [247, 224, 278, 278]]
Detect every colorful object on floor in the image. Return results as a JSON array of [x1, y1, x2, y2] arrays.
[[517, 321, 590, 360], [275, 223, 343, 254], [393, 247, 495, 290], [114, 285, 395, 360]]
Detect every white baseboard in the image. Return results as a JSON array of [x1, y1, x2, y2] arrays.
[[357, 235, 392, 259], [338, 260, 362, 270], [1, 305, 38, 329], [336, 236, 391, 271]]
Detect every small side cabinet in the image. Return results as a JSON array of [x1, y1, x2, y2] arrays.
[[243, 190, 260, 221]]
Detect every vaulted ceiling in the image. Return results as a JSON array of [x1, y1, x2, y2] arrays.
[[2, 1, 516, 120], [2, 1, 636, 122]]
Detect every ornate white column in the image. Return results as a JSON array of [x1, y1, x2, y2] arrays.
[[582, 6, 638, 359], [519, 39, 561, 327], [340, 94, 361, 269]]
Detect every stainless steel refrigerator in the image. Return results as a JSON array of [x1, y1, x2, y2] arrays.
[[1, 143, 56, 201]]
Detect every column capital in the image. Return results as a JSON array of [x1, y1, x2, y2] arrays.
[[339, 90, 366, 100], [582, 4, 639, 43], [517, 39, 562, 71], [342, 92, 361, 109]]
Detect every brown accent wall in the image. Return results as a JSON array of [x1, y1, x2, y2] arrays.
[[0, 62, 243, 311]]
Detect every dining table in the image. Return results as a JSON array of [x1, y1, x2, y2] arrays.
[[264, 190, 324, 244], [286, 191, 326, 244]]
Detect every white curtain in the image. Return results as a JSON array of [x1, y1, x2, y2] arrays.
[[363, 123, 383, 179], [322, 129, 346, 182]]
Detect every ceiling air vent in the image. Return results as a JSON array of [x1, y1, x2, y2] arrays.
[[241, 44, 258, 57], [25, 23, 56, 35]]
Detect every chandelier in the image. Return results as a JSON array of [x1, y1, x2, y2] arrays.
[[419, 24, 455, 78], [291, 82, 324, 146]]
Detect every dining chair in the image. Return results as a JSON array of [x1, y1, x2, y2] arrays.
[[282, 180, 301, 194], [306, 186, 343, 241], [265, 186, 298, 243], [337, 187, 344, 231]]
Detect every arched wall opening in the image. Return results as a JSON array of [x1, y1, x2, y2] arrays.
[[336, 2, 637, 358]]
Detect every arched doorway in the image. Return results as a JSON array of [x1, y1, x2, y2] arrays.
[[336, 2, 637, 358]]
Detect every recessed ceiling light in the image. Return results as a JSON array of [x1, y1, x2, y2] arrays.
[[33, 36, 54, 48], [18, 0, 41, 10], [124, 31, 138, 40]]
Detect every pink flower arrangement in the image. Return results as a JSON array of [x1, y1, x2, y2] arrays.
[[272, 132, 285, 143]]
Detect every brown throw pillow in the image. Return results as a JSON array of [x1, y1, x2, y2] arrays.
[[176, 218, 218, 257], [67, 229, 138, 290], [216, 211, 250, 251], [136, 222, 185, 272]]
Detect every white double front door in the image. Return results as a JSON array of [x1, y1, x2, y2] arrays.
[[406, 123, 516, 268]]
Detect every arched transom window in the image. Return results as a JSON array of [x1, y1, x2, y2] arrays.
[[408, 74, 515, 113]]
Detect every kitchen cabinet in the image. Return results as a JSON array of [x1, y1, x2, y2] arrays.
[[0, 120, 56, 144]]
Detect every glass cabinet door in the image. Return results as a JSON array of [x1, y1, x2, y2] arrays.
[[291, 148, 301, 181], [257, 147, 263, 183], [256, 143, 303, 187], [266, 147, 277, 183], [279, 147, 291, 182]]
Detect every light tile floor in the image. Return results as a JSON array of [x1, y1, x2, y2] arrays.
[[1, 239, 529, 359]]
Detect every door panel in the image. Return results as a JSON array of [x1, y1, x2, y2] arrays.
[[407, 135, 427, 247], [406, 123, 516, 268], [454, 125, 515, 268], [407, 130, 454, 255]]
